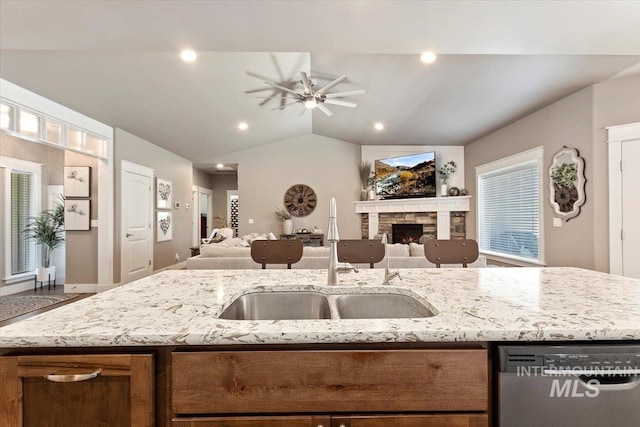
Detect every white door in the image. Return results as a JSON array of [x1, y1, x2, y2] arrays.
[[622, 141, 640, 279], [121, 161, 153, 284]]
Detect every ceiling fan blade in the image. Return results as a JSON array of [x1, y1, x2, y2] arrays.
[[264, 81, 300, 96], [324, 89, 365, 99], [271, 101, 301, 111], [316, 103, 333, 116], [256, 96, 293, 100], [300, 72, 312, 94], [324, 99, 357, 108], [316, 75, 347, 95]]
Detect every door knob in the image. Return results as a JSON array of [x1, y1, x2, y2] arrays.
[[126, 233, 133, 237]]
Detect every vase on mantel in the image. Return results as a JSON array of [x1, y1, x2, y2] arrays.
[[440, 183, 448, 197], [282, 219, 294, 235]]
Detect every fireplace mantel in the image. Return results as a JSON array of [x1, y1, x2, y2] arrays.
[[354, 196, 471, 239]]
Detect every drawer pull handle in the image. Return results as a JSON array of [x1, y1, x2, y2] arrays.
[[45, 368, 102, 383]]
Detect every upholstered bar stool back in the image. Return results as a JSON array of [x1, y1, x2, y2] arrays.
[[337, 239, 385, 268], [423, 239, 479, 268], [251, 239, 303, 269]]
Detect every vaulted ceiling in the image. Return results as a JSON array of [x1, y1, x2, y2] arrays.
[[1, 1, 639, 170]]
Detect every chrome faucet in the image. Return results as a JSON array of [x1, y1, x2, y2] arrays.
[[380, 233, 401, 285], [327, 198, 358, 286]]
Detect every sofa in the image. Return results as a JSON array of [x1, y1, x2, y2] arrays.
[[186, 242, 486, 270]]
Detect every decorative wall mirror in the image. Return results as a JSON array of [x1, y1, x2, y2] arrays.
[[549, 146, 586, 221]]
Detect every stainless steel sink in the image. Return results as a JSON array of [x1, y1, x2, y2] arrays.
[[335, 294, 436, 319], [219, 289, 437, 320], [218, 291, 331, 320]]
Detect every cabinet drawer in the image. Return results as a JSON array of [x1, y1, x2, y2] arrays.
[[172, 415, 331, 426], [0, 354, 154, 427], [172, 349, 488, 414], [332, 414, 488, 427]]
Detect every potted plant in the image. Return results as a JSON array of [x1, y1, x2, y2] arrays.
[[438, 160, 457, 196], [275, 209, 294, 235], [23, 203, 64, 282]]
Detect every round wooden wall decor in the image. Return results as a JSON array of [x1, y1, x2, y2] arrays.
[[284, 184, 317, 217]]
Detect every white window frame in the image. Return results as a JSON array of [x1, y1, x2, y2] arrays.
[[0, 156, 43, 282], [475, 146, 545, 266]]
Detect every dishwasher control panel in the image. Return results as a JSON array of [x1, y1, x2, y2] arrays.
[[500, 344, 640, 373]]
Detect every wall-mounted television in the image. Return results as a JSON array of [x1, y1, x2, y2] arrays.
[[375, 151, 436, 199]]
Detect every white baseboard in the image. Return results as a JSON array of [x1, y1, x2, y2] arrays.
[[64, 283, 98, 293], [1, 280, 37, 296]]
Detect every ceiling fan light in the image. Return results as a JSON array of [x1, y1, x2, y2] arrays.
[[238, 122, 248, 130], [374, 122, 384, 131], [420, 51, 437, 64], [216, 163, 224, 169], [180, 49, 198, 62], [304, 99, 317, 109]]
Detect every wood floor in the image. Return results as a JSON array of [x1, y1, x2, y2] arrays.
[[0, 285, 93, 327]]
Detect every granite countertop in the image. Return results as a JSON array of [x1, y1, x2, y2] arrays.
[[1, 267, 639, 347]]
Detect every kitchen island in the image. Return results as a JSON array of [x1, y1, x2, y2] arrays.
[[1, 267, 639, 426]]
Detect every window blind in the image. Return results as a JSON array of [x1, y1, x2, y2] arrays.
[[11, 172, 32, 274], [478, 163, 540, 262]]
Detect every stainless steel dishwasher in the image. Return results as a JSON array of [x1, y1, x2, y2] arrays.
[[498, 344, 640, 427]]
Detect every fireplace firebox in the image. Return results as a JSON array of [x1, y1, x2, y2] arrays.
[[392, 224, 423, 244]]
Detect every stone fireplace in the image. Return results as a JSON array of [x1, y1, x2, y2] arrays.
[[354, 196, 470, 240], [392, 224, 423, 244]]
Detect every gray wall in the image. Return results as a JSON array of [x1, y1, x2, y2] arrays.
[[465, 73, 640, 270], [211, 174, 238, 221], [192, 168, 211, 188], [64, 150, 99, 284], [211, 134, 361, 239], [591, 73, 640, 272], [114, 128, 193, 282]]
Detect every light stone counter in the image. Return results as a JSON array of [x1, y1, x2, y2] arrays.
[[1, 267, 639, 347]]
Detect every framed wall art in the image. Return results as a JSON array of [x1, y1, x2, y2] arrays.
[[157, 211, 172, 242], [156, 178, 172, 209], [64, 166, 91, 198], [64, 200, 91, 231]]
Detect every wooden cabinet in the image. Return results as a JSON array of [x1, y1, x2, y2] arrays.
[[172, 414, 486, 427], [0, 353, 154, 426], [332, 414, 488, 427], [172, 349, 488, 417], [172, 415, 331, 426]]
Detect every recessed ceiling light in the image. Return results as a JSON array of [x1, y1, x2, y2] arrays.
[[420, 51, 437, 64], [238, 122, 248, 130], [374, 122, 384, 131], [180, 49, 198, 62], [216, 163, 224, 169]]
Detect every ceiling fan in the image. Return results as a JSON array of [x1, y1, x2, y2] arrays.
[[260, 72, 365, 116]]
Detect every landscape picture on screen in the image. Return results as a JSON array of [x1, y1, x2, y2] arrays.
[[375, 152, 436, 198]]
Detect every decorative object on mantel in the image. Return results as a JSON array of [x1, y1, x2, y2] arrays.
[[438, 160, 457, 197], [448, 187, 460, 196], [283, 184, 317, 217], [460, 188, 468, 196], [549, 146, 586, 221], [275, 209, 294, 235], [359, 161, 373, 201]]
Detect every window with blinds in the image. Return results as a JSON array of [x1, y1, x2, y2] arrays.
[[477, 151, 543, 264], [11, 172, 33, 275]]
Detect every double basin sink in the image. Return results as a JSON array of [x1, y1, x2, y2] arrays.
[[218, 289, 437, 320]]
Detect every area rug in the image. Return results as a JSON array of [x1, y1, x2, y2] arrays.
[[0, 294, 79, 323]]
